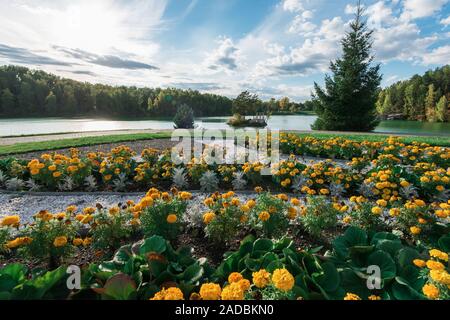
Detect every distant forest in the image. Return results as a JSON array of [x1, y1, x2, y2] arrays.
[[376, 65, 449, 122], [0, 65, 233, 118], [0, 65, 315, 119]]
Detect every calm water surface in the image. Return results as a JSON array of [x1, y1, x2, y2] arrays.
[[0, 116, 449, 137]]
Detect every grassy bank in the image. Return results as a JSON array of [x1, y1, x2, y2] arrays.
[[0, 130, 448, 156], [0, 132, 172, 156], [290, 132, 450, 146]]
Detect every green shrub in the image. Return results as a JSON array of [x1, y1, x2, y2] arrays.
[[90, 206, 135, 251], [249, 192, 290, 238], [140, 197, 187, 241], [173, 104, 194, 129], [20, 213, 76, 267], [203, 192, 244, 245], [300, 196, 339, 238]]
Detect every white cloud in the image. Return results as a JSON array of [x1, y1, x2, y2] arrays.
[[441, 15, 450, 26], [422, 45, 450, 64], [401, 0, 449, 20], [288, 10, 316, 34], [282, 0, 304, 12], [204, 37, 240, 72], [345, 4, 357, 15]]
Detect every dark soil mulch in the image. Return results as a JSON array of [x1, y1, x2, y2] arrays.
[[4, 139, 180, 160], [1, 226, 346, 271]]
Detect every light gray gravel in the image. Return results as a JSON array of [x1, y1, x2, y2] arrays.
[[0, 191, 261, 223]]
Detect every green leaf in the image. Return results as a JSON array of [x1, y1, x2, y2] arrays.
[[182, 263, 204, 283], [252, 239, 274, 255], [438, 234, 450, 252], [396, 248, 420, 269], [0, 263, 27, 284], [11, 266, 67, 300], [370, 232, 399, 245], [113, 244, 133, 265], [238, 241, 254, 257], [314, 262, 340, 292], [140, 236, 167, 255], [392, 279, 425, 300], [375, 239, 403, 257], [333, 227, 368, 259], [367, 250, 397, 281], [93, 273, 137, 300]]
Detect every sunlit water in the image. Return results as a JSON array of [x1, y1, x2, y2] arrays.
[[0, 116, 449, 137]]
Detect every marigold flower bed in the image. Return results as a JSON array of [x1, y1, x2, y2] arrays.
[[0, 135, 449, 300]]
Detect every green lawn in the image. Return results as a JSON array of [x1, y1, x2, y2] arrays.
[[290, 132, 450, 146], [0, 129, 448, 156], [0, 132, 172, 156]]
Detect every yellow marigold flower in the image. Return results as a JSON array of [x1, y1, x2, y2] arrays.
[[400, 180, 410, 188], [83, 207, 96, 215], [53, 236, 68, 248], [319, 188, 329, 195], [83, 237, 92, 247], [343, 216, 352, 224], [413, 259, 426, 268], [429, 249, 449, 262], [239, 215, 248, 223], [150, 287, 184, 300], [430, 270, 450, 285], [246, 199, 256, 209], [371, 206, 382, 215], [179, 191, 192, 200], [436, 185, 444, 192], [410, 226, 421, 235], [52, 171, 62, 178], [203, 198, 214, 207], [203, 212, 216, 224], [376, 199, 387, 207], [287, 207, 297, 220], [66, 205, 77, 213], [199, 283, 222, 300], [258, 211, 270, 222], [1, 215, 20, 227], [414, 199, 426, 207], [221, 282, 244, 300], [290, 198, 301, 206], [48, 165, 57, 172], [109, 207, 120, 215], [166, 214, 177, 224], [426, 260, 445, 270], [254, 186, 263, 193], [240, 205, 250, 213], [252, 269, 271, 289], [6, 237, 32, 249], [73, 238, 83, 246], [368, 295, 381, 300], [272, 268, 294, 292], [228, 272, 244, 283], [422, 284, 439, 300], [344, 293, 361, 300], [238, 279, 251, 292]]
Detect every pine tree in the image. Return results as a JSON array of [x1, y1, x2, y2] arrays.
[[312, 1, 382, 131]]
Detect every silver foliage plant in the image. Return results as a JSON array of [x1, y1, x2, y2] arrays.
[[0, 170, 7, 187], [329, 182, 345, 198], [199, 170, 219, 192], [112, 173, 128, 192], [58, 176, 75, 192], [84, 175, 98, 192], [232, 171, 247, 190], [172, 167, 189, 190], [400, 185, 418, 199], [291, 175, 308, 192], [5, 178, 25, 191], [358, 181, 375, 198], [25, 179, 41, 192]]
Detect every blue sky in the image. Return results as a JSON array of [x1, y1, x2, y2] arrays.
[[0, 0, 449, 101]]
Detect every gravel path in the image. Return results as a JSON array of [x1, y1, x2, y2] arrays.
[[0, 191, 259, 223]]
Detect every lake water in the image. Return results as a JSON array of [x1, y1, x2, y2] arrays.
[[0, 116, 449, 137]]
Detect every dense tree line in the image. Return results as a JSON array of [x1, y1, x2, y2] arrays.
[[0, 65, 232, 118], [376, 65, 450, 122]]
